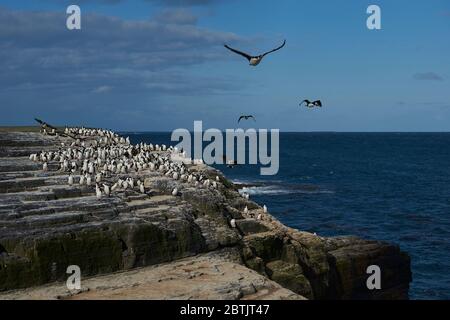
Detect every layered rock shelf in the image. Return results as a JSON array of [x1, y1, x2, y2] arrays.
[[0, 129, 412, 299]]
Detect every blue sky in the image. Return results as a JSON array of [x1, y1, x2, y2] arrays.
[[0, 0, 449, 131]]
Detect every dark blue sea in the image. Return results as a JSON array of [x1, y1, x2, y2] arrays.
[[126, 132, 450, 300]]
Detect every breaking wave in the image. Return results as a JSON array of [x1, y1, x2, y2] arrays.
[[238, 184, 335, 196]]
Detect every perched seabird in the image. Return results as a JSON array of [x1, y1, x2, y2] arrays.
[[238, 115, 256, 123], [263, 205, 268, 213], [30, 125, 203, 203], [230, 219, 236, 228], [224, 40, 286, 66], [95, 184, 102, 199], [300, 100, 322, 108], [86, 174, 92, 186], [103, 184, 110, 197]]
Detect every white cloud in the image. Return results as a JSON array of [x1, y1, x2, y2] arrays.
[[92, 85, 113, 93]]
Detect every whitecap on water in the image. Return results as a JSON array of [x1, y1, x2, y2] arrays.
[[238, 184, 335, 196]]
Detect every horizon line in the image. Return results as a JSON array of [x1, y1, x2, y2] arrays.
[[3, 126, 450, 134]]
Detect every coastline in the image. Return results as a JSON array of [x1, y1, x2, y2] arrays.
[[0, 127, 412, 299]]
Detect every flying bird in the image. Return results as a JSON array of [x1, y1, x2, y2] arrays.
[[34, 118, 77, 139], [238, 115, 256, 123], [224, 40, 286, 66], [300, 100, 322, 108]]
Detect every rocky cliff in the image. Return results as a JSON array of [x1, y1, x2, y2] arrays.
[[0, 129, 411, 299]]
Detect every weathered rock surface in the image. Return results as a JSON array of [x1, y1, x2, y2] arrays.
[[0, 130, 412, 299], [0, 248, 303, 300]]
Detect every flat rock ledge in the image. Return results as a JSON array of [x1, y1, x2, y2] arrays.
[[0, 248, 302, 300], [0, 131, 412, 300]]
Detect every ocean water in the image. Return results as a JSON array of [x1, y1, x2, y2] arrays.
[[126, 132, 450, 300]]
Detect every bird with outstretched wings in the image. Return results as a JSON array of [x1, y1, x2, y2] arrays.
[[300, 100, 322, 108], [238, 115, 256, 123], [224, 40, 286, 66], [34, 118, 78, 139], [35, 118, 57, 130]]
